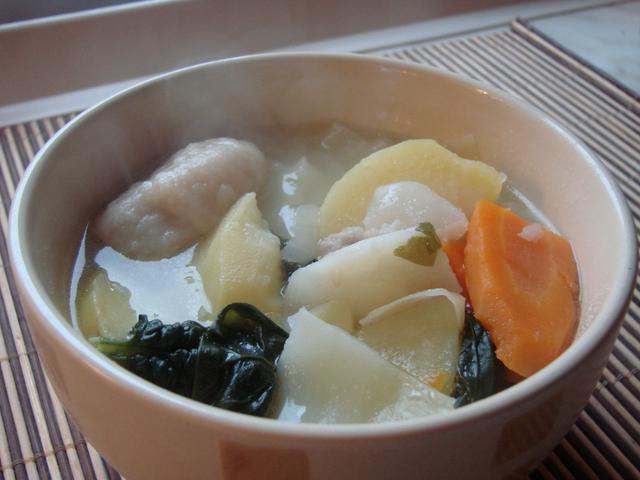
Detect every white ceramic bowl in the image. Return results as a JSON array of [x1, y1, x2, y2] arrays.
[[9, 53, 637, 479]]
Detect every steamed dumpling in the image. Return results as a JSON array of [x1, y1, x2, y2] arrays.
[[95, 138, 266, 260]]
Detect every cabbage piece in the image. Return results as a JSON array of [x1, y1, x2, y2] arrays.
[[359, 289, 465, 394]]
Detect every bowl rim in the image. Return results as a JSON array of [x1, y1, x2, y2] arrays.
[[9, 51, 638, 440]]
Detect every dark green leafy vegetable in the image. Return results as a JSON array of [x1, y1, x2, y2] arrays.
[[90, 303, 288, 416], [394, 222, 442, 266], [454, 307, 496, 407]]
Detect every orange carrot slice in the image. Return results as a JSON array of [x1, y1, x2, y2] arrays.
[[464, 200, 579, 378], [442, 237, 468, 297]]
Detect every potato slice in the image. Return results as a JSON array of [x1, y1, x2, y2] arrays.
[[358, 289, 465, 395], [318, 139, 504, 237], [284, 228, 460, 319], [77, 269, 137, 340], [271, 308, 454, 423], [310, 300, 355, 334], [195, 193, 282, 319]]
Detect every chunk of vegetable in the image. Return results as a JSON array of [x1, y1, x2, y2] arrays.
[[284, 228, 460, 319], [318, 139, 504, 237], [454, 309, 496, 407], [363, 181, 468, 242], [91, 303, 288, 416], [318, 182, 469, 255], [280, 204, 319, 265], [310, 300, 355, 334], [358, 289, 465, 395], [465, 200, 579, 377], [77, 269, 137, 340], [259, 158, 331, 240], [271, 309, 453, 423], [195, 193, 282, 320]]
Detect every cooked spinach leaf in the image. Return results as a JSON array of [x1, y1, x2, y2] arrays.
[[90, 303, 288, 416], [454, 308, 496, 407], [394, 222, 441, 266]]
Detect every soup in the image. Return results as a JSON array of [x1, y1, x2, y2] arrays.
[[70, 123, 579, 423]]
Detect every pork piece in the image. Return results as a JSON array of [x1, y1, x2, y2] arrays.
[[317, 226, 365, 256], [95, 138, 266, 260]]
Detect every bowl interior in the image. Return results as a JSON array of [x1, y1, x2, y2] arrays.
[[14, 54, 635, 419]]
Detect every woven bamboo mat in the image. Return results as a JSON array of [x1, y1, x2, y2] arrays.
[[0, 25, 638, 480]]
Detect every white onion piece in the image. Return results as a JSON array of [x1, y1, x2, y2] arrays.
[[259, 157, 332, 240], [318, 181, 469, 255], [363, 181, 468, 242], [281, 204, 319, 264], [358, 289, 466, 394], [360, 288, 465, 328]]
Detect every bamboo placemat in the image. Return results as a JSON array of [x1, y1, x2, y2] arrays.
[[0, 26, 638, 479]]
